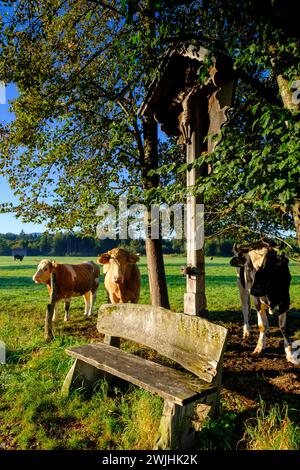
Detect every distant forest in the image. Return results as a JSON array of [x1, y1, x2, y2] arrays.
[[0, 231, 238, 257]]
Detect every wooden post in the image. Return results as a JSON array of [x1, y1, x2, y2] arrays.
[[44, 272, 56, 341], [184, 95, 208, 317], [183, 72, 235, 318], [103, 334, 120, 348]]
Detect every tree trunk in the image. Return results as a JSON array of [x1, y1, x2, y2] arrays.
[[142, 116, 170, 309], [273, 64, 300, 244], [145, 236, 170, 308]]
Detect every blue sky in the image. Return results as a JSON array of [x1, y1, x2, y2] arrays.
[[0, 83, 46, 234]]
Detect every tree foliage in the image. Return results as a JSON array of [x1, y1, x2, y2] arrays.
[[0, 0, 299, 247], [0, 0, 179, 235], [189, 0, 300, 243], [134, 0, 300, 244]]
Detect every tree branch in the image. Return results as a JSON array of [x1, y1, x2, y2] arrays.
[[86, 0, 123, 17]]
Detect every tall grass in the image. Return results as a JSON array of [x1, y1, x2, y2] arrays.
[[242, 399, 300, 450]]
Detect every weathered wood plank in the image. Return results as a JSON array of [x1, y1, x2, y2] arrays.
[[66, 343, 216, 406], [97, 304, 228, 383]]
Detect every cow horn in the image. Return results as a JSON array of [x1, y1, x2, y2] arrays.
[[233, 239, 276, 254], [232, 243, 240, 254], [234, 243, 252, 253]]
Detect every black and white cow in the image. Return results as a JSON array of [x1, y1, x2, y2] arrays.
[[230, 241, 299, 365]]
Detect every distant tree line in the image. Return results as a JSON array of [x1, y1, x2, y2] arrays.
[[0, 231, 116, 257], [0, 231, 183, 257], [1, 231, 298, 258], [0, 231, 253, 257]]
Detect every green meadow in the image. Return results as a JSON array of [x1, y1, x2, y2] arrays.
[[1, 255, 299, 313], [0, 255, 299, 450]]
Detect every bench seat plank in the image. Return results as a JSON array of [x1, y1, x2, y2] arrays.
[[66, 343, 217, 406]]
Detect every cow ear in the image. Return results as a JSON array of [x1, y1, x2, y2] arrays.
[[97, 253, 111, 264], [50, 261, 57, 271], [128, 253, 140, 263], [230, 256, 244, 267]]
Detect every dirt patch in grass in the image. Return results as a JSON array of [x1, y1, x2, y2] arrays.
[[0, 422, 18, 450], [207, 311, 300, 448], [219, 313, 300, 398], [268, 373, 300, 394], [55, 318, 101, 341]]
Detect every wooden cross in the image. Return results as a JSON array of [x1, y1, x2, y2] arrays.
[[139, 44, 235, 316]]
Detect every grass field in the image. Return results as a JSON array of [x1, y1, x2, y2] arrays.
[[0, 255, 299, 450]]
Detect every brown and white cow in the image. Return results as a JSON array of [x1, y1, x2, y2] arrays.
[[97, 248, 140, 304], [33, 259, 100, 321], [230, 240, 299, 365]]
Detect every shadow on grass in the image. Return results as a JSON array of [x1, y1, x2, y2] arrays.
[[0, 276, 36, 288], [0, 264, 36, 271], [5, 346, 41, 365]]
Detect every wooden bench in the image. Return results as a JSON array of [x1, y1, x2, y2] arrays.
[[62, 304, 228, 450]]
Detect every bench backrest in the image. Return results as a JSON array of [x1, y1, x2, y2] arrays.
[[97, 304, 228, 383]]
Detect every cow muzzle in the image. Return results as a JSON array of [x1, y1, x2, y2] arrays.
[[33, 274, 42, 284]]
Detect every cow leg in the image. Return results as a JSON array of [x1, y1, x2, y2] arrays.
[[278, 312, 299, 365], [253, 303, 269, 355], [131, 292, 139, 303], [83, 292, 90, 316], [52, 302, 59, 322], [238, 280, 251, 338], [126, 288, 139, 304], [64, 301, 71, 322], [87, 291, 96, 316], [109, 292, 119, 303]]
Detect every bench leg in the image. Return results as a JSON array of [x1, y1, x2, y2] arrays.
[[61, 358, 103, 396], [193, 392, 219, 431], [154, 391, 220, 450], [154, 400, 196, 450]]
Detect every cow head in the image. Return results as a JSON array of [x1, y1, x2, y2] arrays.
[[230, 246, 269, 270], [32, 259, 57, 284], [251, 253, 290, 312], [97, 248, 139, 284], [230, 242, 291, 313]]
